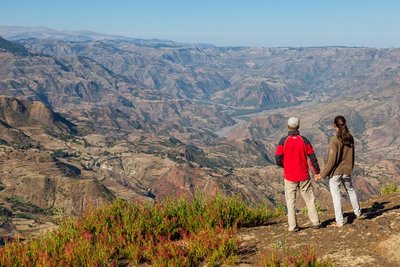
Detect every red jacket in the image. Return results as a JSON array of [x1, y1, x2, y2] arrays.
[[275, 130, 320, 182]]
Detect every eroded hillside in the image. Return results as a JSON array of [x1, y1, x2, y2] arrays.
[[0, 34, 399, 234]]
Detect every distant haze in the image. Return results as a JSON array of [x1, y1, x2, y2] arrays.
[[1, 0, 400, 48]]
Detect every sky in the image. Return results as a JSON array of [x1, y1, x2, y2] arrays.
[[1, 0, 400, 47]]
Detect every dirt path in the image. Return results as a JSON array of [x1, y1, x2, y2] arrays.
[[236, 192, 400, 266]]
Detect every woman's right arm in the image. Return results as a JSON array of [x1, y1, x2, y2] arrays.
[[320, 137, 338, 178]]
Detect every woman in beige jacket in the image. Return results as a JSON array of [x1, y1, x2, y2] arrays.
[[319, 115, 363, 227]]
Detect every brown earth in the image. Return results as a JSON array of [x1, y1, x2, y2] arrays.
[[236, 192, 400, 267], [0, 35, 399, 246]]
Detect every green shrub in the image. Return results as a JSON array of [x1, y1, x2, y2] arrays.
[[258, 246, 333, 266], [0, 193, 272, 266], [52, 149, 78, 158], [301, 202, 325, 215], [273, 201, 287, 217], [0, 194, 330, 266], [15, 213, 35, 220], [380, 183, 400, 195]]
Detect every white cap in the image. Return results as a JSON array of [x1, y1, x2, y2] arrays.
[[288, 117, 300, 128]]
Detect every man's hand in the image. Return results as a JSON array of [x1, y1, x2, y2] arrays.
[[314, 174, 321, 181]]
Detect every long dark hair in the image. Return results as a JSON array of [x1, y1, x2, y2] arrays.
[[334, 115, 353, 146]]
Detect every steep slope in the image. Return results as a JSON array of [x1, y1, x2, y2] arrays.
[[19, 39, 400, 106], [0, 97, 113, 216], [0, 96, 77, 148], [0, 121, 33, 148], [0, 36, 29, 55], [0, 40, 234, 135], [0, 96, 76, 134]]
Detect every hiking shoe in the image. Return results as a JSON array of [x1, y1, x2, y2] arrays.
[[289, 227, 299, 232], [312, 224, 322, 229], [331, 222, 344, 228]]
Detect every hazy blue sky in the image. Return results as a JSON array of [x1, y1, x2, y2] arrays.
[[1, 0, 400, 47]]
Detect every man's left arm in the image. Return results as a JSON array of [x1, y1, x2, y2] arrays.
[[275, 137, 286, 168], [303, 137, 320, 174]]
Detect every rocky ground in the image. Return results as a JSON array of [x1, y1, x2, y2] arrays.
[[237, 192, 400, 266]]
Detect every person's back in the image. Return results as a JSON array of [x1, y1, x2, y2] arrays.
[[318, 115, 362, 227], [277, 131, 318, 181], [275, 117, 321, 232], [320, 135, 354, 178]]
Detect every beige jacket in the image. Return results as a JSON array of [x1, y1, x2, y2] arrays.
[[320, 135, 354, 178]]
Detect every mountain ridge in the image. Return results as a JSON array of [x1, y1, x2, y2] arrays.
[[0, 31, 398, 236], [0, 25, 215, 48]]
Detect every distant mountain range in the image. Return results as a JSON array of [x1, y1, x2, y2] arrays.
[[0, 26, 215, 48], [0, 26, 399, 227]]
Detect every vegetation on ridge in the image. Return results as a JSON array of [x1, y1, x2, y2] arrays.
[[380, 183, 400, 195], [0, 194, 330, 266]]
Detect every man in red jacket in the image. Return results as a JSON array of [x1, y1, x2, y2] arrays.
[[275, 117, 321, 232]]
